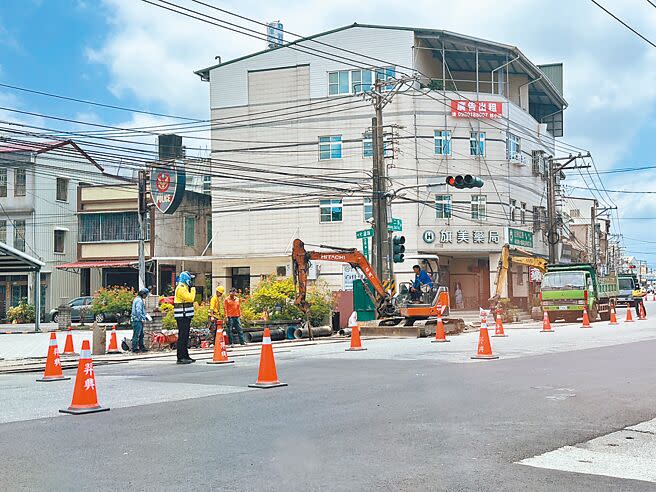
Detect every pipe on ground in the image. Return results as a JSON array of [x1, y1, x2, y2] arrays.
[[293, 326, 333, 339], [244, 328, 286, 343]]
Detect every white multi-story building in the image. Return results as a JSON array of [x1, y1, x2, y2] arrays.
[[196, 24, 567, 308], [0, 140, 123, 317]]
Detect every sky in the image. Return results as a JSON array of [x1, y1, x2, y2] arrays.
[[1, 0, 655, 263]]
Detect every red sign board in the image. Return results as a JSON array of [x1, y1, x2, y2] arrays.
[[450, 100, 503, 118]]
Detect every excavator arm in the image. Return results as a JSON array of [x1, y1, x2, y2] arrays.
[[292, 239, 394, 317], [490, 244, 547, 304]]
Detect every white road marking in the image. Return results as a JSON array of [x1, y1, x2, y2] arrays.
[[518, 418, 656, 483]]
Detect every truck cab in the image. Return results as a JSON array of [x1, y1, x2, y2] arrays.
[[617, 274, 638, 307]]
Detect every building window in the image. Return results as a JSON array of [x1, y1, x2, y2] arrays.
[[54, 229, 66, 253], [506, 132, 521, 160], [328, 67, 395, 95], [362, 132, 392, 158], [471, 195, 486, 220], [470, 132, 486, 156], [320, 199, 343, 223], [435, 194, 452, 219], [434, 130, 452, 156], [520, 202, 527, 225], [319, 136, 342, 160], [14, 168, 26, 197], [14, 219, 26, 252], [56, 177, 69, 202], [184, 217, 196, 247], [0, 220, 6, 243], [510, 199, 517, 222], [363, 197, 373, 221], [276, 265, 287, 276], [79, 212, 150, 242], [351, 69, 373, 93], [0, 168, 6, 197], [203, 175, 211, 195], [363, 134, 373, 158]]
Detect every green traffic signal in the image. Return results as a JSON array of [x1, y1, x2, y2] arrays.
[[392, 235, 405, 263]]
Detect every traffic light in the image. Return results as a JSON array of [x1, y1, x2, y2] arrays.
[[445, 174, 484, 189], [392, 235, 405, 263]]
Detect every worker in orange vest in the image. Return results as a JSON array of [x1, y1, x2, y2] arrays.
[[224, 288, 245, 346]]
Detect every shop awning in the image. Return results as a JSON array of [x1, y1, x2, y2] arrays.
[[56, 260, 137, 271], [0, 241, 45, 273]]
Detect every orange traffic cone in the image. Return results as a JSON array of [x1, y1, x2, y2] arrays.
[[625, 305, 635, 322], [639, 302, 647, 321], [59, 340, 109, 415], [471, 313, 499, 360], [581, 307, 592, 328], [207, 321, 234, 365], [431, 309, 449, 343], [541, 311, 554, 333], [609, 306, 619, 325], [107, 325, 120, 354], [37, 332, 70, 382], [346, 324, 367, 351], [62, 326, 76, 355], [248, 328, 287, 389], [492, 309, 507, 337]]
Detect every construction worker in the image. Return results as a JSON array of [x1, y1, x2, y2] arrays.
[[224, 288, 245, 346], [410, 264, 433, 302], [208, 285, 225, 342], [174, 271, 196, 364], [131, 288, 150, 353], [633, 288, 647, 318]]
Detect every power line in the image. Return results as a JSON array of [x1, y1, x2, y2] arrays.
[[0, 82, 203, 122], [590, 0, 656, 48]]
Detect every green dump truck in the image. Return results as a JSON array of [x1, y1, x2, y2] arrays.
[[540, 263, 618, 323]]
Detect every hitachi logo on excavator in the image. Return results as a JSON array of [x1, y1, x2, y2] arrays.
[[318, 254, 347, 261]]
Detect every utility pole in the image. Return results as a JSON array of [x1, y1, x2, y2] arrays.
[[590, 204, 597, 269], [137, 169, 147, 291], [372, 95, 390, 282], [367, 75, 415, 282], [546, 153, 591, 264]]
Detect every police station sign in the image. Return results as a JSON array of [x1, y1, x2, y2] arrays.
[[149, 161, 186, 215], [451, 100, 503, 119]]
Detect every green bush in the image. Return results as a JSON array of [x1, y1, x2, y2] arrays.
[[191, 303, 209, 328], [239, 276, 334, 326], [162, 310, 176, 330], [92, 286, 135, 320], [7, 298, 36, 323]]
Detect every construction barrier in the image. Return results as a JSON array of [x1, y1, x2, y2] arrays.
[[59, 340, 109, 415]]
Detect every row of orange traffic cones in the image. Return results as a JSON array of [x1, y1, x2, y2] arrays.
[[60, 325, 121, 356]]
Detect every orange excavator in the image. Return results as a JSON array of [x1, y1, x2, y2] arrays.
[[292, 239, 458, 329]]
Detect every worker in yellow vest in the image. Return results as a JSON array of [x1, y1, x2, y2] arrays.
[[209, 285, 225, 342], [174, 271, 196, 364]]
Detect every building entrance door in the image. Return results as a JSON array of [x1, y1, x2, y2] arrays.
[[231, 267, 250, 293]]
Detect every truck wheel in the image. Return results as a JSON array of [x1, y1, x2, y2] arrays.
[[547, 312, 558, 323], [589, 304, 599, 322], [600, 308, 610, 322]]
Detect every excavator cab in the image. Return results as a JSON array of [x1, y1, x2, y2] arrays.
[[396, 255, 451, 319]]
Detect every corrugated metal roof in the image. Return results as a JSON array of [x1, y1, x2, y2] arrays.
[[538, 63, 564, 96]]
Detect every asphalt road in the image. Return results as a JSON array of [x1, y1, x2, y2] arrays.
[[2, 320, 656, 491]]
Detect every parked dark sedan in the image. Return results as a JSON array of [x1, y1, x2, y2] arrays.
[[49, 296, 121, 324]]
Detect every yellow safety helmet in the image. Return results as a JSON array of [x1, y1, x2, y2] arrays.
[[216, 285, 225, 294]]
